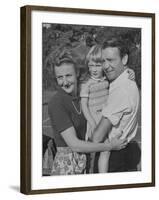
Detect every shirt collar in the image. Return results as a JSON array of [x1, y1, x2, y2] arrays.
[[90, 76, 106, 82], [109, 68, 128, 91]]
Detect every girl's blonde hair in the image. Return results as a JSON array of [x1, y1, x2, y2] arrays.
[[85, 44, 104, 66]]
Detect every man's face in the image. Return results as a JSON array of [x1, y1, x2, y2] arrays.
[[55, 63, 78, 96], [102, 47, 127, 82]]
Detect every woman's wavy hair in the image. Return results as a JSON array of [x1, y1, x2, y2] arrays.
[[49, 47, 80, 88]]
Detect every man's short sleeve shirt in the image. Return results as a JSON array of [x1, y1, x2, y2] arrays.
[[102, 70, 140, 142]]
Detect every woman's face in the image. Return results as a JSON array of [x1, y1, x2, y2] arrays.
[[55, 63, 78, 96]]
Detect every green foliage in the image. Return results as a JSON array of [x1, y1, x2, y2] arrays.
[[42, 23, 141, 90]]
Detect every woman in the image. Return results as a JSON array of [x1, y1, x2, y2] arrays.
[[48, 48, 127, 175]]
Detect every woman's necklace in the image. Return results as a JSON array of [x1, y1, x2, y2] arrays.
[[72, 101, 81, 115]]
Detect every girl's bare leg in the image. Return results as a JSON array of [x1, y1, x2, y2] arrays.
[[98, 151, 110, 173]]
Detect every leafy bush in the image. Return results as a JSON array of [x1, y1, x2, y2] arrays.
[[42, 23, 141, 90]]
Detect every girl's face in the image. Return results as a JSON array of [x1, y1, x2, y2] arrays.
[[55, 63, 78, 96], [88, 60, 103, 79]]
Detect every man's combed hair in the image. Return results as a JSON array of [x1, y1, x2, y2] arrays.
[[102, 37, 129, 58]]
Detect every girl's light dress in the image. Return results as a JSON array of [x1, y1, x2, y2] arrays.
[[80, 76, 109, 140]]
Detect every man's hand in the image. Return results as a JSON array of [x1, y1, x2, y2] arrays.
[[109, 129, 123, 141], [105, 137, 128, 151]]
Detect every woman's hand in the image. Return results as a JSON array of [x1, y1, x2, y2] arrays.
[[105, 137, 128, 151], [127, 68, 135, 81]]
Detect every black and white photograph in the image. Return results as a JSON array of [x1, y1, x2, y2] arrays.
[[42, 23, 141, 176], [20, 6, 155, 194]]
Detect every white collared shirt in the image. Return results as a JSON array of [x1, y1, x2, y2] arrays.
[[102, 69, 140, 142]]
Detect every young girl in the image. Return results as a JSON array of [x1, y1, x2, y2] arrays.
[[80, 45, 135, 173]]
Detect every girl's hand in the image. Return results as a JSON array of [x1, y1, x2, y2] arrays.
[[89, 120, 96, 131], [105, 137, 128, 151], [127, 68, 135, 81]]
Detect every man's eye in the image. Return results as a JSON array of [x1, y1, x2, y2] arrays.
[[66, 74, 72, 77]]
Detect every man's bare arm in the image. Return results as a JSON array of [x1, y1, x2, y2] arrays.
[[92, 116, 112, 143]]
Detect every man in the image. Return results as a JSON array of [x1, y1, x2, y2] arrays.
[[93, 37, 140, 172]]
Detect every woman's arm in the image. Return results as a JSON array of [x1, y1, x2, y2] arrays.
[[60, 126, 127, 153]]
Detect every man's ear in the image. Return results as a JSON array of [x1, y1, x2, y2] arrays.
[[122, 54, 128, 66]]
